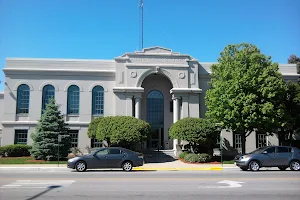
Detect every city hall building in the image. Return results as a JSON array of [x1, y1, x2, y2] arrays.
[[0, 47, 298, 155]]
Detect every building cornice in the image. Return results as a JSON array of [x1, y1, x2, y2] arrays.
[[113, 87, 144, 93], [1, 121, 90, 126], [170, 88, 202, 94], [125, 63, 190, 68], [3, 68, 116, 76]]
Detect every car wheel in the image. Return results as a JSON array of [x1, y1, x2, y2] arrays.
[[289, 160, 300, 171], [249, 160, 260, 171], [240, 167, 248, 171], [122, 161, 133, 172], [278, 167, 287, 171], [75, 161, 87, 172]]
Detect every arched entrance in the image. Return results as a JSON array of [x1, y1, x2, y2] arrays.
[[141, 74, 173, 150]]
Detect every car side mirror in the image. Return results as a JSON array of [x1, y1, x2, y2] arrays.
[[262, 151, 267, 154]]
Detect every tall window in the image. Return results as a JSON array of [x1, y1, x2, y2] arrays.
[[69, 130, 79, 148], [147, 90, 164, 125], [91, 138, 103, 148], [16, 84, 30, 114], [256, 133, 267, 148], [42, 85, 55, 113], [233, 133, 242, 153], [67, 85, 80, 115], [14, 130, 28, 144], [92, 86, 104, 116]]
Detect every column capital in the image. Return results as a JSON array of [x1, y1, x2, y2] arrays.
[[172, 94, 181, 100]]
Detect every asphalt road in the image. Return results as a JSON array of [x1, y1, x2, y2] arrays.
[[0, 168, 299, 200]]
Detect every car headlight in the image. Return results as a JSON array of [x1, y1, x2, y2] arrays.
[[240, 155, 250, 161], [68, 157, 78, 162]]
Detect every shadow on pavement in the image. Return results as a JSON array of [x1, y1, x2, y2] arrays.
[[142, 150, 177, 163], [70, 169, 157, 172], [26, 185, 61, 200]]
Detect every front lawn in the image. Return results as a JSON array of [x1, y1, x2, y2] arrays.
[[0, 156, 68, 164]]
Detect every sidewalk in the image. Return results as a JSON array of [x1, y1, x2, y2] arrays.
[[0, 160, 237, 171]]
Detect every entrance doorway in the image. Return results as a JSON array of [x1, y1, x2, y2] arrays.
[[146, 90, 164, 149]]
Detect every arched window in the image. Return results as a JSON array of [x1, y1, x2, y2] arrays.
[[67, 85, 80, 115], [42, 84, 55, 112], [16, 84, 30, 114], [92, 86, 104, 116], [147, 90, 164, 125]]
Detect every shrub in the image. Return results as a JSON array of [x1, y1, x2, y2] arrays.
[[179, 151, 189, 159], [183, 153, 212, 163], [0, 144, 32, 157], [198, 153, 212, 163], [96, 116, 151, 147], [184, 153, 199, 163]]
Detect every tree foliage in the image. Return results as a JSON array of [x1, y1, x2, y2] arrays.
[[169, 117, 218, 149], [87, 117, 102, 138], [278, 81, 300, 145], [94, 116, 151, 148], [205, 43, 286, 153], [31, 98, 71, 160]]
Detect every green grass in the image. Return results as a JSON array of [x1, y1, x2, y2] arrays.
[[222, 160, 235, 164], [0, 156, 67, 164]]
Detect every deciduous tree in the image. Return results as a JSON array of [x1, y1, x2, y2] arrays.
[[205, 43, 286, 153]]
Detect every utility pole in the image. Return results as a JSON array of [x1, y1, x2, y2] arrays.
[[139, 0, 144, 50]]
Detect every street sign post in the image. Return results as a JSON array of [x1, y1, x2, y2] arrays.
[[58, 135, 62, 167]]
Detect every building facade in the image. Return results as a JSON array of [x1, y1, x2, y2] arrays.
[[0, 47, 298, 155]]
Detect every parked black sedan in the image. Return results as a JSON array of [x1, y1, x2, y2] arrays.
[[67, 147, 144, 172]]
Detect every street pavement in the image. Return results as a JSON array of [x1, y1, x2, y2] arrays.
[[0, 167, 299, 200]]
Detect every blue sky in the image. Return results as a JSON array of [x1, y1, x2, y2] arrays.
[[0, 0, 299, 90]]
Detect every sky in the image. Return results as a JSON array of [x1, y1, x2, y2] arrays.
[[0, 0, 299, 90]]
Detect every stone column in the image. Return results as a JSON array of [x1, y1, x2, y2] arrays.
[[135, 96, 142, 119], [126, 96, 133, 116], [173, 95, 180, 150]]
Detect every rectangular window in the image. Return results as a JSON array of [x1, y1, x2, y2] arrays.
[[256, 133, 267, 148], [91, 138, 103, 148], [233, 133, 242, 153], [69, 130, 79, 148], [14, 130, 28, 144]]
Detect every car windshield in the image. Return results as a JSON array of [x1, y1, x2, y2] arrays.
[[249, 147, 266, 154]]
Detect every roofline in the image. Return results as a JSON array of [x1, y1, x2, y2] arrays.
[[6, 57, 115, 62]]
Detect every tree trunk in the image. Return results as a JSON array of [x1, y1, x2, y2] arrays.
[[241, 134, 246, 154]]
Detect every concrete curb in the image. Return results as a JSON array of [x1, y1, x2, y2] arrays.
[[133, 167, 223, 171]]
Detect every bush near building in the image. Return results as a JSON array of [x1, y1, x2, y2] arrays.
[[30, 98, 71, 161], [90, 116, 151, 150], [168, 117, 218, 154], [0, 144, 32, 157]]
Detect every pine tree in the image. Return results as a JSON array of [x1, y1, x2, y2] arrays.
[[31, 98, 71, 161]]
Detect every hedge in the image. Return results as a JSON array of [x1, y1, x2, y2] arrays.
[[0, 144, 32, 157], [183, 152, 212, 163]]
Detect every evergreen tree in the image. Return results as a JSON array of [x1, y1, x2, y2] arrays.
[[31, 98, 71, 160]]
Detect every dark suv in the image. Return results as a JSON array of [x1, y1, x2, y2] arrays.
[[234, 146, 300, 171]]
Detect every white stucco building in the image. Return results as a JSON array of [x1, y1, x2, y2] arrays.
[[0, 47, 298, 155]]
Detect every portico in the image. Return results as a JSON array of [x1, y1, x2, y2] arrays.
[[112, 47, 202, 155]]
